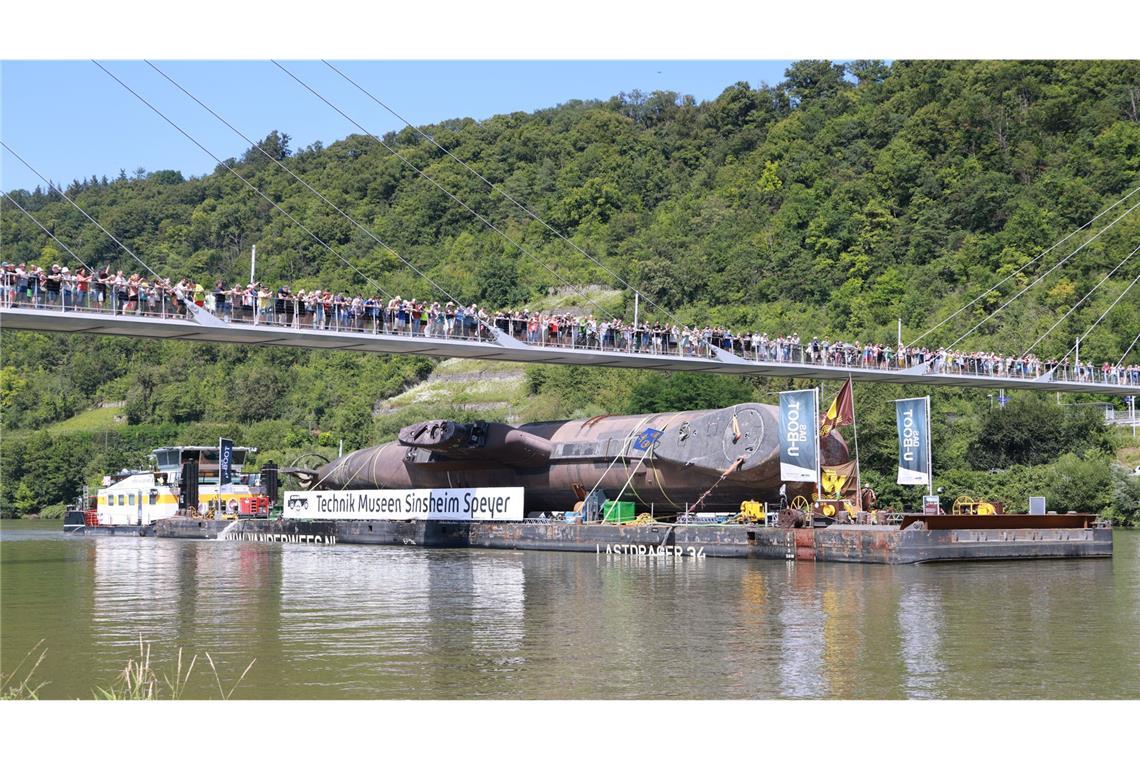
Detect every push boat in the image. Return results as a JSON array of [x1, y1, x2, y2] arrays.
[[64, 446, 272, 536]]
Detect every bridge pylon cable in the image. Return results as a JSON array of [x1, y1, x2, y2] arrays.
[[2, 142, 171, 285], [92, 61, 396, 303], [1020, 242, 1140, 358], [908, 184, 1140, 348], [322, 59, 693, 330], [272, 61, 622, 324], [1117, 332, 1140, 368], [1, 190, 97, 275], [942, 199, 1140, 353], [1058, 271, 1140, 365]]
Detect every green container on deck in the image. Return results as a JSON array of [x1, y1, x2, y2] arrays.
[[602, 500, 635, 524]]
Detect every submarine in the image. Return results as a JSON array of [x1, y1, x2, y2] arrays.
[[304, 403, 851, 514]]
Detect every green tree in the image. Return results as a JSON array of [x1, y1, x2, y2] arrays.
[[623, 373, 753, 414], [476, 250, 530, 307], [781, 60, 849, 107], [967, 397, 1113, 469], [243, 130, 292, 164]]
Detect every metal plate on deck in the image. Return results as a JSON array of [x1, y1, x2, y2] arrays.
[[899, 513, 1099, 531]]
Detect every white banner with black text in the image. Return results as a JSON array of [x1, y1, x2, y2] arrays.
[[283, 488, 524, 521]]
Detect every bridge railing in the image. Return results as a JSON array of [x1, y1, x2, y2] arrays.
[[711, 341, 1138, 386], [2, 280, 1137, 387], [0, 280, 190, 321]]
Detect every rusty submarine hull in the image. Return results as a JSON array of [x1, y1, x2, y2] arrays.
[[306, 403, 851, 514]]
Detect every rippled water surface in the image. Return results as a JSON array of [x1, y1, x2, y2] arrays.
[[2, 521, 1137, 699]]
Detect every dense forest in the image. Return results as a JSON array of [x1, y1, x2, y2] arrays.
[[2, 60, 1138, 521]]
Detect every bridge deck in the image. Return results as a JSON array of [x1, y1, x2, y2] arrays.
[[1, 307, 1135, 395]]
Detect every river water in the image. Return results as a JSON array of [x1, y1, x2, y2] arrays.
[[1, 520, 1137, 699]]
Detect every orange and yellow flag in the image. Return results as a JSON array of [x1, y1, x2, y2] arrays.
[[820, 460, 859, 498], [819, 378, 855, 437]]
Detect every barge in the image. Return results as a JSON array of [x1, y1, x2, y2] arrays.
[[61, 403, 1114, 564], [144, 512, 1112, 564]]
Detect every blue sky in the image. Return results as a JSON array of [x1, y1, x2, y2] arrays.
[[1, 60, 797, 192]]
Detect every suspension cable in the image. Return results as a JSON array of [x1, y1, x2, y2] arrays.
[[943, 199, 1140, 352], [92, 60, 396, 303], [1, 190, 97, 275], [1117, 332, 1140, 368], [272, 61, 623, 323], [909, 184, 1140, 347], [148, 58, 447, 301], [2, 142, 173, 285], [1058, 272, 1140, 364], [322, 59, 695, 330], [1020, 242, 1140, 358]]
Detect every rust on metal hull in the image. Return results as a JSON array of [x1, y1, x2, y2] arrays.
[[139, 516, 1113, 564], [898, 513, 1100, 530]]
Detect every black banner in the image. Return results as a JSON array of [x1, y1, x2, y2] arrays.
[[219, 437, 234, 485]]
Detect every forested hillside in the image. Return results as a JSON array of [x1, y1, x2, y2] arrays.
[[2, 60, 1139, 520]]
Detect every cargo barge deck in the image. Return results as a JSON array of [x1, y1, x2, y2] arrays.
[[128, 513, 1114, 564]]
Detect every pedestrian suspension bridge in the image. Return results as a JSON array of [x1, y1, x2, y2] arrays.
[[1, 60, 1137, 397]]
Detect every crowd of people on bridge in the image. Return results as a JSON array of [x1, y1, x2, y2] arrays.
[[2, 260, 1137, 387]]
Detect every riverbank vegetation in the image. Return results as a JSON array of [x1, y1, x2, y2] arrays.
[[2, 60, 1138, 522]]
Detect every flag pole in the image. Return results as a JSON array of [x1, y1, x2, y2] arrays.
[[849, 374, 862, 509], [814, 387, 822, 504], [819, 378, 826, 498], [926, 395, 933, 497]]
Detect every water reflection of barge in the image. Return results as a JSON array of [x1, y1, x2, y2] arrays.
[[148, 513, 1111, 564]]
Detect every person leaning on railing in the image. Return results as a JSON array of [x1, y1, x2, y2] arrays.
[[275, 286, 290, 325], [26, 265, 42, 306], [0, 263, 14, 307], [5, 264, 20, 306], [60, 266, 76, 309], [43, 264, 61, 306], [73, 268, 90, 310]]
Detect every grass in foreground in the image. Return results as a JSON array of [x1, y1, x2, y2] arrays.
[[94, 636, 255, 700], [0, 640, 48, 699], [1, 636, 255, 700]]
